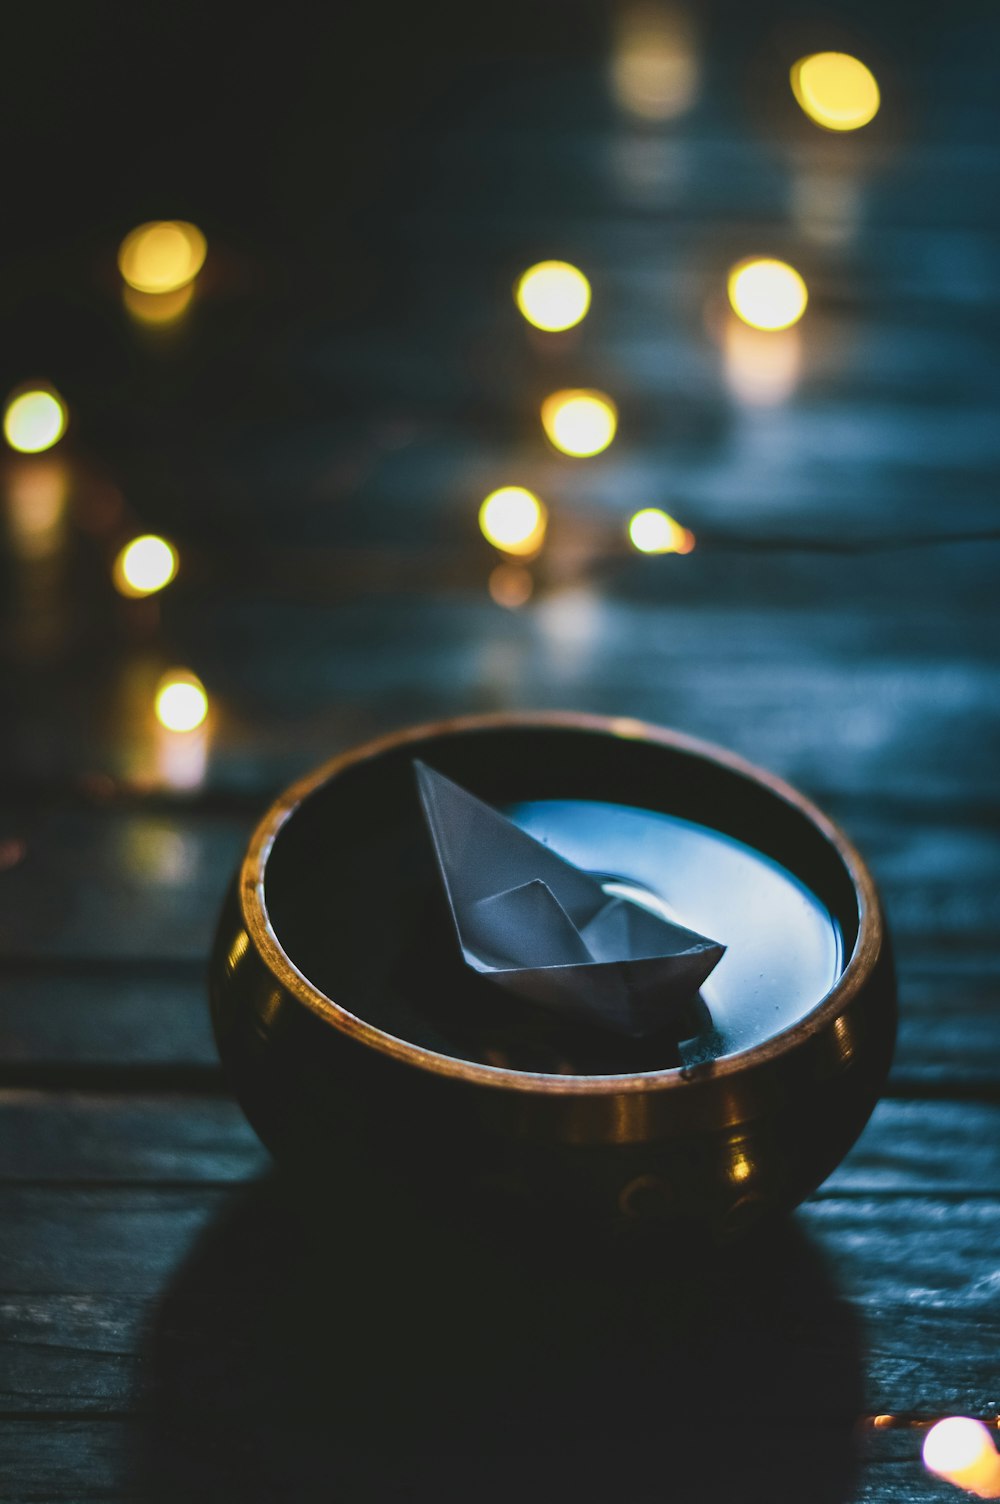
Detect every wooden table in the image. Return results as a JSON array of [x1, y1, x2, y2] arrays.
[[1, 4, 998, 1499]]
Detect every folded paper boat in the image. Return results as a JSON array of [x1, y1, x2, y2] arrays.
[[415, 761, 725, 1039]]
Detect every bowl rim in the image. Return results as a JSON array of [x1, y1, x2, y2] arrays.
[[239, 711, 883, 1094]]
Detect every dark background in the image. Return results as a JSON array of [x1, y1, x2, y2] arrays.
[[1, 2, 998, 1500]]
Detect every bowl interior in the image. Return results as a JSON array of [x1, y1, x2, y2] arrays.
[[262, 723, 861, 1075]]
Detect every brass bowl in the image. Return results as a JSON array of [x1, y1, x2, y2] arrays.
[[210, 712, 895, 1237]]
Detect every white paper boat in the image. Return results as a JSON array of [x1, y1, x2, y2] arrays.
[[415, 761, 725, 1039]]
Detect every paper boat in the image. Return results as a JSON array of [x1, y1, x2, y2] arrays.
[[415, 761, 725, 1039]]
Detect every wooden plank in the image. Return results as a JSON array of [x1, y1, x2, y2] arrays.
[[0, 966, 216, 1070], [0, 809, 248, 962], [0, 1185, 996, 1303], [0, 1419, 973, 1504], [0, 960, 995, 1089], [0, 1093, 264, 1183], [0, 800, 997, 961], [1, 1191, 998, 1450], [0, 1095, 995, 1193], [4, 592, 998, 804], [894, 966, 1000, 1090]]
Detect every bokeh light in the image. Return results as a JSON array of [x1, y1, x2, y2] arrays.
[[154, 670, 208, 733], [118, 221, 207, 294], [3, 389, 67, 454], [488, 562, 534, 609], [541, 390, 617, 457], [628, 508, 695, 554], [515, 262, 591, 332], [727, 258, 808, 331], [923, 1418, 1000, 1498], [113, 535, 178, 598], [479, 487, 548, 556], [611, 1, 699, 121], [791, 52, 880, 132]]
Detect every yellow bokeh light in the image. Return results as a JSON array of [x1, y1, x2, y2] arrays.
[[113, 535, 178, 598], [479, 487, 548, 556], [791, 52, 880, 132], [541, 390, 617, 457], [118, 221, 207, 294], [515, 261, 591, 332], [727, 258, 808, 332], [3, 389, 67, 454], [155, 670, 208, 733], [628, 508, 694, 555], [923, 1418, 1000, 1498]]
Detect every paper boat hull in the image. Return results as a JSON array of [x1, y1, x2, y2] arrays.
[[415, 760, 725, 1039]]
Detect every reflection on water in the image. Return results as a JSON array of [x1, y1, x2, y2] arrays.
[[154, 719, 210, 791], [124, 280, 196, 328], [3, 458, 69, 558], [507, 799, 843, 1062], [488, 561, 533, 609], [120, 820, 199, 884], [610, 2, 699, 122], [1, 457, 72, 659], [791, 167, 862, 247], [724, 314, 802, 406]]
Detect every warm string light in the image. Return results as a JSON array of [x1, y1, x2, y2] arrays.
[[11, 69, 897, 694], [628, 508, 695, 555], [923, 1419, 1000, 1498], [3, 388, 68, 454], [791, 52, 880, 132], [154, 670, 208, 733], [118, 221, 206, 294], [541, 390, 618, 457], [515, 261, 591, 332], [113, 535, 178, 597], [728, 258, 808, 331], [479, 487, 548, 557], [119, 221, 206, 327]]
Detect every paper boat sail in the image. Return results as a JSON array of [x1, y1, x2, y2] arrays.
[[415, 761, 725, 1039]]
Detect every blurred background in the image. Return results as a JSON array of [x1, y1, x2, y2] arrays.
[[1, 0, 997, 824], [2, 5, 1000, 1501]]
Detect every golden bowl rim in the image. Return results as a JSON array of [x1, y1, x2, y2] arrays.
[[238, 710, 883, 1095]]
